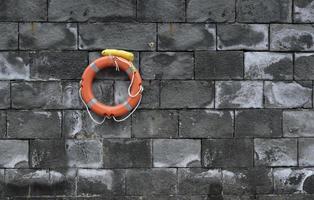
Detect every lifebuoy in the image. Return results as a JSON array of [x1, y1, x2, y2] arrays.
[[80, 49, 143, 119]]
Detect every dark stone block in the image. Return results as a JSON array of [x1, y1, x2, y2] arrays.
[[0, 23, 18, 50], [0, 81, 10, 109], [0, 140, 28, 168], [295, 53, 314, 80], [0, 52, 31, 80]]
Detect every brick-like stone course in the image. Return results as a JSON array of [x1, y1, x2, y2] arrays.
[[1, 0, 314, 198]]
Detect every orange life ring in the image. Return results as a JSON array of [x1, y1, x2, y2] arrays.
[[80, 53, 143, 118]]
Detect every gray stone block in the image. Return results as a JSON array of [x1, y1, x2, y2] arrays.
[[31, 51, 88, 80], [294, 0, 314, 22], [237, 0, 292, 22], [270, 24, 314, 51], [264, 81, 312, 108], [49, 169, 77, 196], [0, 52, 31, 80], [48, 0, 136, 22], [0, 81, 10, 109], [161, 81, 214, 108], [158, 23, 216, 51], [20, 23, 77, 50], [140, 52, 194, 80], [235, 109, 282, 138], [283, 110, 314, 137], [244, 52, 293, 80], [295, 53, 314, 80], [77, 169, 125, 195], [257, 194, 314, 200], [103, 139, 151, 168], [153, 139, 201, 167], [0, 140, 28, 168], [11, 81, 63, 109], [0, 23, 18, 50], [179, 110, 233, 138], [187, 0, 235, 22], [126, 168, 177, 195], [132, 110, 178, 138], [299, 138, 314, 166], [66, 139, 103, 168], [139, 80, 160, 109], [178, 168, 222, 195], [195, 51, 243, 80], [217, 24, 269, 50], [202, 139, 253, 167], [254, 138, 297, 166], [79, 23, 156, 50], [137, 0, 185, 22], [7, 111, 61, 139], [0, 112, 5, 138], [0, 0, 46, 21], [62, 81, 83, 109], [215, 81, 263, 108]]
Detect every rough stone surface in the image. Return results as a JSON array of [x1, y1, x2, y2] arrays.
[[0, 140, 28, 168], [0, 52, 31, 80], [0, 112, 6, 138], [140, 52, 194, 80], [217, 24, 269, 50], [215, 81, 263, 108], [295, 53, 314, 80], [153, 139, 201, 167], [137, 0, 185, 22], [179, 110, 234, 138], [158, 23, 216, 51], [7, 111, 61, 139], [48, 0, 136, 22], [270, 24, 314, 51], [235, 109, 282, 138], [0, 23, 18, 50], [61, 81, 83, 109], [254, 138, 297, 166], [202, 139, 253, 167], [294, 0, 314, 22], [244, 52, 293, 80], [0, 81, 10, 109], [283, 110, 314, 137], [161, 81, 214, 108], [264, 81, 312, 108], [237, 0, 292, 22], [132, 110, 178, 138], [20, 23, 77, 50], [79, 23, 156, 50], [299, 138, 314, 166], [195, 51, 243, 80]]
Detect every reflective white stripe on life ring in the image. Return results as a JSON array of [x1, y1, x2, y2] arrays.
[[87, 98, 97, 108], [123, 101, 133, 111], [90, 62, 100, 73]]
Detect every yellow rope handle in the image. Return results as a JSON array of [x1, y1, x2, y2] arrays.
[[101, 49, 134, 62]]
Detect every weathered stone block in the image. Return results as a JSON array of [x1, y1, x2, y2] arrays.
[[0, 140, 28, 168], [217, 24, 268, 50], [137, 0, 185, 22], [153, 139, 201, 167], [0, 112, 5, 138], [63, 110, 131, 139], [30, 140, 66, 168], [79, 23, 156, 50], [295, 53, 314, 80], [0, 81, 10, 109], [283, 110, 314, 137], [178, 168, 222, 195], [31, 51, 88, 80], [48, 0, 136, 22], [139, 80, 160, 109], [215, 81, 263, 108], [49, 169, 76, 196], [237, 0, 292, 22], [195, 51, 243, 80], [140, 52, 194, 80], [257, 194, 314, 200], [103, 139, 151, 168], [7, 111, 61, 139], [158, 23, 216, 50], [202, 139, 253, 167], [299, 138, 314, 166], [62, 81, 83, 109], [187, 0, 235, 22], [20, 23, 77, 50], [294, 0, 314, 22], [126, 168, 177, 195], [0, 0, 46, 21], [179, 110, 233, 138], [0, 52, 31, 80], [264, 81, 312, 108], [161, 81, 214, 108], [132, 110, 178, 138], [235, 109, 282, 137], [244, 52, 293, 80], [254, 138, 297, 166], [66, 140, 103, 168], [77, 169, 125, 195], [11, 81, 62, 109], [0, 23, 18, 50], [270, 24, 314, 51]]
